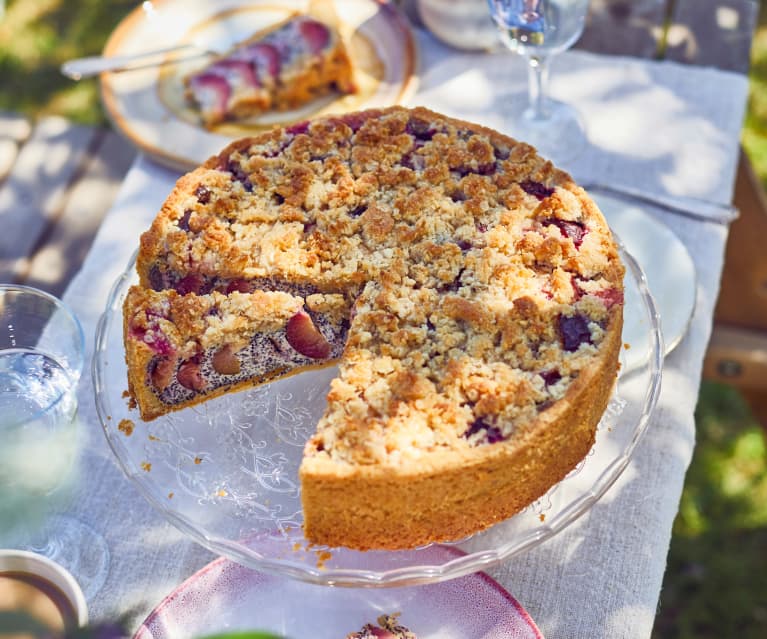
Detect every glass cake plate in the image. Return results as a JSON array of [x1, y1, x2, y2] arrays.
[[93, 245, 662, 587]]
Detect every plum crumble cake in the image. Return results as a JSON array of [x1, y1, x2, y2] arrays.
[[125, 105, 624, 550], [346, 614, 416, 639], [184, 14, 356, 127]]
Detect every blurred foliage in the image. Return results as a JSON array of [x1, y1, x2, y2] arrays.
[[743, 2, 767, 182], [1, 1, 767, 638], [0, 0, 135, 124], [653, 382, 767, 639]]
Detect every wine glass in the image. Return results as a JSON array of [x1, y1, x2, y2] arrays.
[[0, 285, 109, 599], [487, 0, 590, 164]]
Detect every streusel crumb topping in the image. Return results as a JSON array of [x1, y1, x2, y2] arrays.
[[135, 106, 623, 466]]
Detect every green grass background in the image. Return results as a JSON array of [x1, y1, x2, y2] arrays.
[[1, 1, 766, 636]]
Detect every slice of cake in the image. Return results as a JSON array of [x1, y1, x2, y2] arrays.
[[123, 286, 349, 421], [127, 106, 624, 550], [346, 614, 416, 639], [184, 14, 356, 127]]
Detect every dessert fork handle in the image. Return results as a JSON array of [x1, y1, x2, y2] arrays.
[[61, 44, 204, 80], [582, 182, 739, 225]]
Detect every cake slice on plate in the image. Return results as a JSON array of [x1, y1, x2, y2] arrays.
[[184, 14, 356, 126]]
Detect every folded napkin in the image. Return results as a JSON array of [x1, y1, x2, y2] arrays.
[[410, 31, 748, 220]]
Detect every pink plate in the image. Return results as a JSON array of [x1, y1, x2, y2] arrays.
[[134, 547, 543, 639]]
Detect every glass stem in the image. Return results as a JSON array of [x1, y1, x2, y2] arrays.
[[526, 55, 550, 121]]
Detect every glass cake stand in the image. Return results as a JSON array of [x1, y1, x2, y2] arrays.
[[93, 246, 662, 587]]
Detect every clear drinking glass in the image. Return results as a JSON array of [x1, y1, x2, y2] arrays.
[[0, 285, 109, 598], [487, 0, 590, 163], [0, 286, 83, 496]]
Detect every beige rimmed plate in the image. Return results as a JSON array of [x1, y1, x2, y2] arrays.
[[100, 0, 418, 171], [593, 192, 697, 369]]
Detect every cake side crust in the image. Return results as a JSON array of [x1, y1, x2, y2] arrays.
[[300, 305, 622, 550]]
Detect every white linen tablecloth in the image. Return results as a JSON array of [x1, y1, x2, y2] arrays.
[[10, 31, 748, 639]]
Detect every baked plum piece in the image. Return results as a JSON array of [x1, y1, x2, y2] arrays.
[[123, 286, 349, 421]]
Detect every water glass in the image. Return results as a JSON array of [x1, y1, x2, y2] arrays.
[[0, 285, 84, 500]]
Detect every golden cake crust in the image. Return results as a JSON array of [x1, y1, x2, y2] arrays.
[[300, 308, 622, 549], [127, 106, 625, 550]]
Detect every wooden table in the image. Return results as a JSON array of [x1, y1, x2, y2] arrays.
[[0, 115, 136, 298]]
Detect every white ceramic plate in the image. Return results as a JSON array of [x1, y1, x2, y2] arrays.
[[133, 549, 543, 639], [593, 193, 696, 367], [100, 0, 418, 170]]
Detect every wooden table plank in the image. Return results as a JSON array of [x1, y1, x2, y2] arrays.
[[578, 0, 669, 59], [0, 111, 32, 183], [0, 111, 32, 142], [0, 116, 98, 284], [22, 128, 137, 297], [666, 0, 758, 73], [713, 148, 767, 329]]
